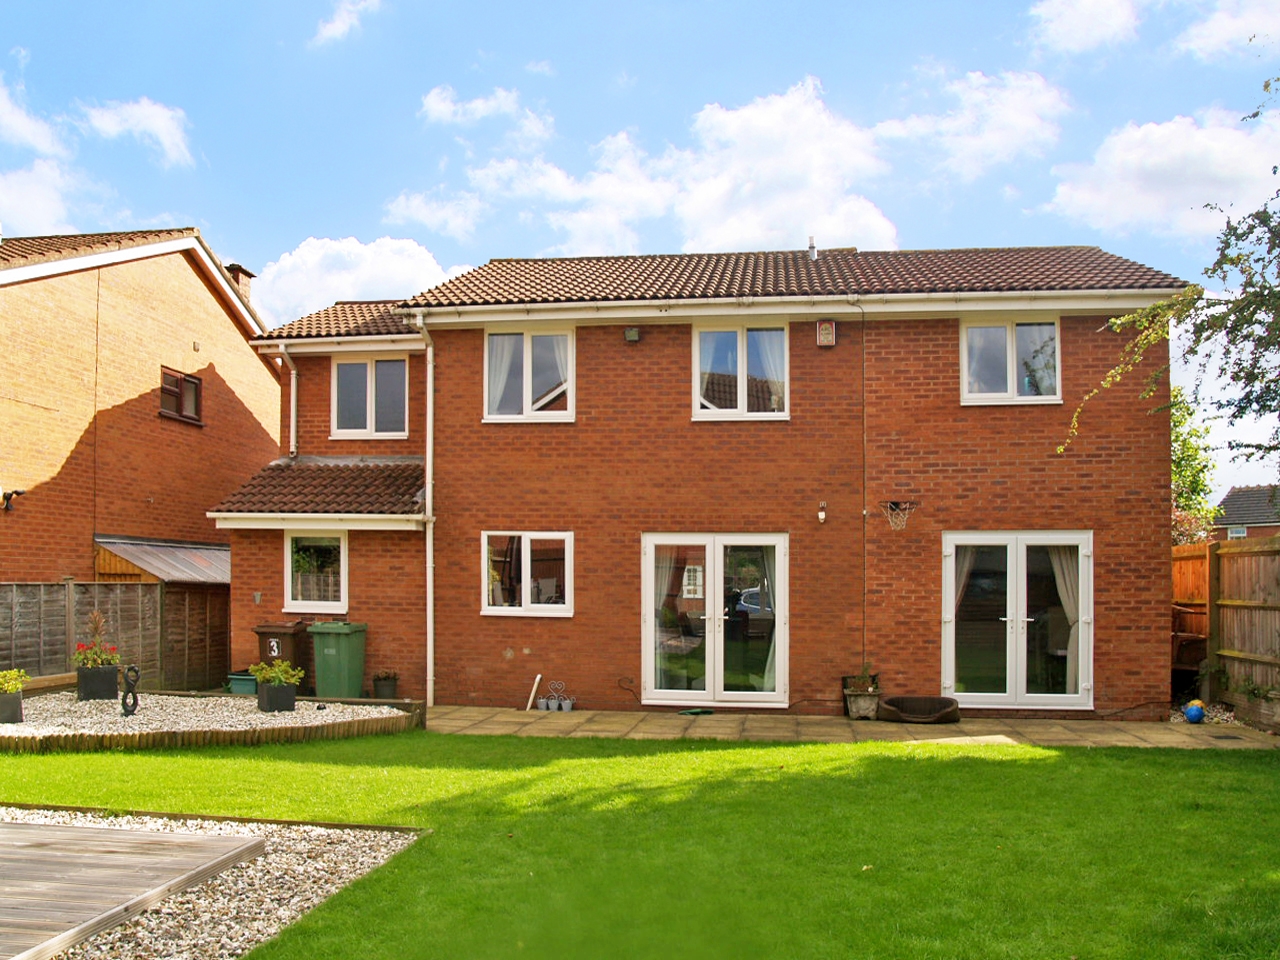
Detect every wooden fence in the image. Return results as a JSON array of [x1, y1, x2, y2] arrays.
[[1172, 538, 1280, 731], [0, 581, 229, 691]]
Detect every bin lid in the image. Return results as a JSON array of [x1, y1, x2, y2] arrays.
[[305, 621, 368, 634], [253, 620, 306, 634]]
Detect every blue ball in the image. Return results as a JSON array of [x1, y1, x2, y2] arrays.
[[1184, 704, 1205, 723]]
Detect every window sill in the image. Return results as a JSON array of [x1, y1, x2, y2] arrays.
[[158, 410, 204, 427], [328, 432, 410, 441], [283, 601, 348, 615], [959, 396, 1062, 406], [481, 415, 575, 425], [692, 412, 790, 422], [481, 607, 574, 618]]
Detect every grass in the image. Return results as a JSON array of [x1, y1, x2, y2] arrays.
[[2, 732, 1280, 959]]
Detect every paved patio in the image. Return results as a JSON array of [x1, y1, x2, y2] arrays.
[[425, 704, 1280, 749]]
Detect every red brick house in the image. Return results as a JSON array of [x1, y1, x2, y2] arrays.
[[0, 229, 279, 583], [1213, 485, 1280, 540], [214, 245, 1182, 718]]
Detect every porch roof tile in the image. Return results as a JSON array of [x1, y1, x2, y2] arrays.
[[212, 459, 426, 515]]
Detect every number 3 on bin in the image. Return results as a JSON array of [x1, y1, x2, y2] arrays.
[[269, 639, 280, 657]]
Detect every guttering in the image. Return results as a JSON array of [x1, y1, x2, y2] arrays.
[[279, 343, 298, 459], [253, 334, 426, 354], [207, 513, 427, 531], [400, 286, 1186, 327]]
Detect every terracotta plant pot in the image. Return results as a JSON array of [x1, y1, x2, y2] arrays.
[[0, 692, 22, 724], [257, 683, 297, 713], [77, 665, 119, 702]]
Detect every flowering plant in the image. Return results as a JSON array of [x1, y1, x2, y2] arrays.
[[73, 610, 120, 668], [0, 669, 30, 694]]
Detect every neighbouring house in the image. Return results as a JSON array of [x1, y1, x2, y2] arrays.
[[214, 245, 1182, 718], [0, 229, 280, 684], [1214, 485, 1280, 540]]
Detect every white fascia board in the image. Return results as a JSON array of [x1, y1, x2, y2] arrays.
[[209, 512, 428, 531], [255, 335, 426, 355], [405, 287, 1184, 327], [0, 235, 266, 338]]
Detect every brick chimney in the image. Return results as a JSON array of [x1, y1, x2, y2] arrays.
[[225, 263, 256, 303]]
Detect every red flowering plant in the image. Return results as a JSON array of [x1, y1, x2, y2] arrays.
[[73, 610, 121, 668]]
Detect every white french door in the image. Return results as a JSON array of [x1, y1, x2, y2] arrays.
[[942, 531, 1093, 709], [641, 533, 788, 706]]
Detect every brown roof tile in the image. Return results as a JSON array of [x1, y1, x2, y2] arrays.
[[0, 229, 199, 271], [212, 459, 425, 515], [260, 301, 419, 340], [404, 246, 1185, 308]]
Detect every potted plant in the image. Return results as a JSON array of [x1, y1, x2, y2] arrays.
[[0, 669, 30, 724], [74, 611, 121, 701], [842, 663, 881, 720], [249, 659, 304, 712], [372, 670, 398, 699]]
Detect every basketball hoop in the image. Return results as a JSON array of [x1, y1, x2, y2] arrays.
[[878, 500, 920, 531]]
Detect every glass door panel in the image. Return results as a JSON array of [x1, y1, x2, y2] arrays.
[[721, 543, 776, 694], [953, 545, 1008, 694], [1023, 544, 1079, 695], [652, 543, 708, 692]]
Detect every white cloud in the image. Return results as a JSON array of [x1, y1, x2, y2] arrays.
[[448, 77, 896, 256], [311, 0, 381, 46], [385, 189, 486, 241], [420, 85, 553, 150], [84, 97, 193, 168], [0, 75, 63, 156], [254, 236, 463, 329], [1046, 109, 1280, 237], [1030, 0, 1144, 53], [0, 158, 77, 234], [525, 60, 555, 76], [1175, 0, 1280, 59], [875, 71, 1070, 181]]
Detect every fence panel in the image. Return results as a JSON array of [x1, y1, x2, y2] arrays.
[[1, 582, 229, 691]]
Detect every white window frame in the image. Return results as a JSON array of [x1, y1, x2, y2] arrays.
[[481, 531, 574, 617], [959, 318, 1061, 405], [1227, 527, 1248, 540], [482, 329, 575, 423], [691, 323, 790, 421], [941, 530, 1093, 710], [283, 530, 349, 615], [330, 355, 410, 439], [640, 532, 789, 708]]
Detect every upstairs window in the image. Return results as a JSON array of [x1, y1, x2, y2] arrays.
[[694, 326, 788, 419], [485, 331, 573, 421], [332, 356, 408, 438], [160, 368, 202, 424], [961, 319, 1059, 404]]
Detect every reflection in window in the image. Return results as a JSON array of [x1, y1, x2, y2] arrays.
[[334, 357, 407, 435], [486, 332, 572, 418], [160, 368, 202, 424], [484, 532, 572, 614], [698, 327, 786, 416], [963, 321, 1059, 402], [291, 536, 342, 605]]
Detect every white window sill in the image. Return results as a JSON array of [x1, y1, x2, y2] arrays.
[[959, 396, 1062, 406], [283, 602, 348, 615], [481, 415, 575, 424], [328, 432, 410, 440], [481, 607, 574, 618], [692, 412, 790, 422]]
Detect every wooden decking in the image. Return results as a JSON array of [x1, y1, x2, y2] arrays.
[[0, 821, 263, 960]]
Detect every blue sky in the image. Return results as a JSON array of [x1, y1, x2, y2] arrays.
[[2, 0, 1278, 496]]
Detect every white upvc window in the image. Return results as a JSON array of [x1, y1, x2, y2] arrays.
[[284, 531, 348, 615], [331, 355, 409, 438], [484, 330, 574, 421], [960, 319, 1060, 404], [693, 324, 789, 420], [941, 530, 1093, 709], [482, 531, 574, 616]]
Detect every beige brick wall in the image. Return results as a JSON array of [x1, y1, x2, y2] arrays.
[[0, 250, 281, 581]]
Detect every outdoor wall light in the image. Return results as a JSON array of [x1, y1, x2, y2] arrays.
[[817, 501, 827, 524], [623, 327, 641, 343], [2, 489, 26, 511]]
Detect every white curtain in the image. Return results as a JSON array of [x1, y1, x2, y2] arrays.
[[753, 329, 786, 411], [1047, 546, 1080, 695], [954, 545, 979, 615], [551, 334, 569, 391], [487, 334, 519, 415], [761, 547, 777, 692]]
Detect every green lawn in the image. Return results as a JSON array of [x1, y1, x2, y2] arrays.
[[2, 733, 1279, 959]]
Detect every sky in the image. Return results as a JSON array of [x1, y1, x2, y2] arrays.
[[2, 0, 1278, 499]]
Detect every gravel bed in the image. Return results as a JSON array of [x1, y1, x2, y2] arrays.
[[1168, 701, 1240, 724], [7, 691, 403, 737], [1, 805, 419, 959]]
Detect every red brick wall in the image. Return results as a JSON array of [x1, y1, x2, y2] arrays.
[[0, 254, 280, 582], [229, 527, 428, 699], [427, 315, 1170, 717]]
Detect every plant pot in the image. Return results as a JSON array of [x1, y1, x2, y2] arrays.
[[257, 683, 297, 713], [77, 665, 119, 702], [843, 690, 880, 720], [372, 678, 398, 699], [0, 691, 22, 724]]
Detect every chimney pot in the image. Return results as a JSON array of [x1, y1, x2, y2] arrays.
[[225, 263, 256, 303], [808, 236, 817, 261]]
